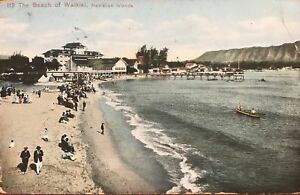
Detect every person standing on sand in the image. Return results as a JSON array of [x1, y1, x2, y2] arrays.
[[20, 147, 30, 174], [82, 100, 86, 111], [101, 123, 104, 135], [37, 90, 41, 98], [34, 146, 43, 175], [74, 101, 78, 111]]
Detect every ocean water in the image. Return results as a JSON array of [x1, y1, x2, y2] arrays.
[[99, 71, 300, 193]]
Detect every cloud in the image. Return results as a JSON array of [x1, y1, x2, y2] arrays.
[[83, 18, 147, 57], [0, 17, 147, 58], [236, 16, 300, 48], [0, 18, 29, 41], [0, 17, 74, 57], [1, 13, 300, 61], [152, 14, 300, 59], [239, 16, 300, 38], [86, 18, 144, 35]]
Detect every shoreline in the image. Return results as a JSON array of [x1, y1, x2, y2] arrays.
[[79, 80, 157, 193]]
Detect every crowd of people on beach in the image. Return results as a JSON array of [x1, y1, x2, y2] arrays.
[[56, 82, 94, 111], [0, 86, 15, 97], [2, 77, 106, 182], [1, 86, 32, 104], [54, 81, 96, 160], [0, 85, 46, 104]]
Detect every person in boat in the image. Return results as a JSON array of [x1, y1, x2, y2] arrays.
[[251, 108, 256, 114], [237, 104, 242, 111]]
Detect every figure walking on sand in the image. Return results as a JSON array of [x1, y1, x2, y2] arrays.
[[74, 101, 78, 111], [101, 123, 104, 135], [20, 147, 30, 174], [37, 90, 41, 98], [82, 101, 86, 111], [34, 146, 43, 175]]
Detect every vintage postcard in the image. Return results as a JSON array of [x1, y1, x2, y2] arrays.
[[0, 0, 299, 194]]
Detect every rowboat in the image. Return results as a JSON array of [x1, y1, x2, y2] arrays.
[[235, 109, 261, 118]]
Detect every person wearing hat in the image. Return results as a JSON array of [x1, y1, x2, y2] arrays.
[[20, 147, 30, 174], [34, 146, 43, 175]]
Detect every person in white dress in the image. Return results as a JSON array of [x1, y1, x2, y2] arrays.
[[41, 128, 49, 141]]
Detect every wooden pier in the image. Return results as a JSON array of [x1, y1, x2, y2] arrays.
[[148, 71, 245, 81], [46, 70, 245, 82]]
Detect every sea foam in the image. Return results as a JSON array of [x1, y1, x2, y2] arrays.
[[102, 87, 209, 193]]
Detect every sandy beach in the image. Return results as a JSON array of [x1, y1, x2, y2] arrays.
[[0, 88, 99, 193], [0, 78, 155, 193]]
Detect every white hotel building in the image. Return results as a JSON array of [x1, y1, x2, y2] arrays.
[[43, 42, 103, 71], [43, 42, 130, 75]]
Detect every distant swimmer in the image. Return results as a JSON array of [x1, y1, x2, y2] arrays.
[[251, 108, 256, 114]]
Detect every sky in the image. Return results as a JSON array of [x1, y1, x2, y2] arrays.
[[0, 0, 300, 60]]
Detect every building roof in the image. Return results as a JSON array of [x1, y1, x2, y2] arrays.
[[122, 58, 136, 66], [43, 49, 73, 57], [88, 58, 120, 70], [63, 42, 85, 49], [84, 50, 103, 57], [43, 49, 102, 58]]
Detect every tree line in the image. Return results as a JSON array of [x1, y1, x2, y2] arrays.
[[136, 45, 168, 73], [0, 54, 60, 74]]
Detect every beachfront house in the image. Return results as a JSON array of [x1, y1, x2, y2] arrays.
[[185, 62, 210, 72], [123, 58, 139, 74], [185, 62, 198, 72], [160, 64, 171, 73], [166, 61, 186, 74], [148, 68, 160, 74], [135, 56, 146, 74], [198, 64, 210, 72], [87, 58, 127, 75]]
